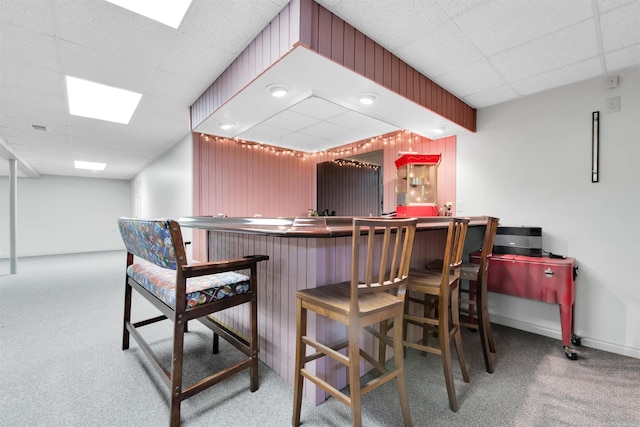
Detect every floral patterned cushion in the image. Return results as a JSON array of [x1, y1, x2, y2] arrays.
[[127, 261, 251, 309], [118, 218, 178, 270]]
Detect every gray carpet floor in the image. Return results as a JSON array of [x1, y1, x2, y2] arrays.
[[1, 251, 639, 426]]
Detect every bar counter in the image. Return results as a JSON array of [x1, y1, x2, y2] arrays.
[[179, 215, 489, 405], [179, 215, 489, 237]]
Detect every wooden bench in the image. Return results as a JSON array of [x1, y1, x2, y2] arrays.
[[118, 218, 268, 426]]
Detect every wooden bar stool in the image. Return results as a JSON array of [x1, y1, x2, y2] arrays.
[[292, 217, 418, 427], [459, 216, 499, 373], [424, 216, 500, 373], [403, 217, 470, 412]]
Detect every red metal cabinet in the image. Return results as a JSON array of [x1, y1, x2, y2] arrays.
[[471, 253, 580, 359]]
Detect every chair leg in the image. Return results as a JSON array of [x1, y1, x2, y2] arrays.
[[451, 286, 470, 383], [476, 281, 495, 373], [439, 299, 458, 412], [421, 295, 430, 348], [348, 324, 362, 427], [393, 310, 412, 427], [212, 332, 219, 354], [250, 291, 259, 392], [292, 299, 306, 427], [169, 316, 186, 427], [378, 319, 389, 364], [122, 280, 132, 350]]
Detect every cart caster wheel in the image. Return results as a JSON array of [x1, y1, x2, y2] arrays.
[[564, 346, 578, 360], [571, 335, 582, 346]]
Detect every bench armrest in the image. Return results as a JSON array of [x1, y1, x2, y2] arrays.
[[181, 255, 269, 278]]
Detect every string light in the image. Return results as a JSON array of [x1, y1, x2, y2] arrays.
[[333, 159, 380, 170], [199, 129, 432, 159]]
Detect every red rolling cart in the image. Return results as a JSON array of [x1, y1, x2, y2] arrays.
[[471, 253, 581, 359]]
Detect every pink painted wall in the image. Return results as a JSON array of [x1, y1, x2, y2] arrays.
[[192, 131, 456, 260]]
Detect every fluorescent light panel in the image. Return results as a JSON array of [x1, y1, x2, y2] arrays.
[[106, 0, 192, 29], [66, 76, 142, 124], [75, 160, 106, 171]]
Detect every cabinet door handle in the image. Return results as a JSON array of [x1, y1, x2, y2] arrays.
[[544, 268, 554, 278]]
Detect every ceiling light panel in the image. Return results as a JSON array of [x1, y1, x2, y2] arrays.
[[74, 160, 106, 171], [66, 76, 142, 124], [105, 0, 192, 29]]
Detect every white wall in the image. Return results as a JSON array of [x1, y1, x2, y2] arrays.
[[0, 132, 192, 270], [0, 175, 131, 261], [457, 66, 640, 357], [130, 133, 193, 258]]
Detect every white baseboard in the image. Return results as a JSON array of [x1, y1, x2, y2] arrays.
[[490, 315, 640, 359]]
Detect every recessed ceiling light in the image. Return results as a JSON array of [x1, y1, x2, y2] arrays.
[[358, 93, 378, 105], [75, 160, 106, 171], [105, 0, 192, 29], [217, 121, 235, 130], [266, 84, 289, 98], [66, 76, 142, 124], [433, 126, 447, 134]]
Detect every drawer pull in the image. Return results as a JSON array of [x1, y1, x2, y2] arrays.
[[544, 268, 554, 278]]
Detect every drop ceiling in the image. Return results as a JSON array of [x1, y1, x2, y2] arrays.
[[1, 0, 638, 179]]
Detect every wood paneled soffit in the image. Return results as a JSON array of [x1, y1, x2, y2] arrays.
[[191, 0, 475, 147]]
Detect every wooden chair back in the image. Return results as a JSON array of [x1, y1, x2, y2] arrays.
[[119, 218, 187, 270], [438, 217, 470, 293], [478, 216, 499, 280], [350, 217, 417, 300]]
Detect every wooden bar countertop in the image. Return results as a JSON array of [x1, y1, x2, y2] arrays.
[[178, 215, 489, 237]]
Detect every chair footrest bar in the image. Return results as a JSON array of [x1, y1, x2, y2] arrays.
[[182, 358, 254, 400], [125, 321, 171, 387], [300, 369, 350, 406], [302, 337, 349, 366]]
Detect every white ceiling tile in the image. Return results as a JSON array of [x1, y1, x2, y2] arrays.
[[490, 20, 599, 82], [145, 69, 209, 107], [328, 110, 393, 130], [298, 120, 349, 139], [0, 23, 59, 71], [239, 123, 290, 143], [316, 0, 450, 50], [434, 0, 490, 19], [597, 0, 637, 13], [56, 40, 157, 94], [0, 0, 55, 35], [463, 84, 519, 108], [290, 97, 347, 121], [181, 0, 288, 51], [605, 43, 640, 70], [0, 60, 62, 96], [396, 22, 482, 77], [276, 131, 324, 152], [600, 1, 640, 52], [51, 0, 176, 68], [511, 57, 603, 95], [260, 109, 320, 132], [455, 0, 593, 56], [436, 60, 505, 96], [159, 32, 237, 88]]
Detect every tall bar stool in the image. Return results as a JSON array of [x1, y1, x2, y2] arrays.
[[403, 217, 470, 412], [292, 217, 417, 427], [426, 216, 500, 373], [459, 216, 500, 373]]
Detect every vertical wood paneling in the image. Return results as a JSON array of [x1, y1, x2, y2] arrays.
[[317, 6, 332, 58], [354, 31, 365, 74], [343, 22, 355, 71], [374, 44, 384, 85], [394, 60, 409, 98], [331, 14, 344, 63], [205, 225, 458, 405]]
